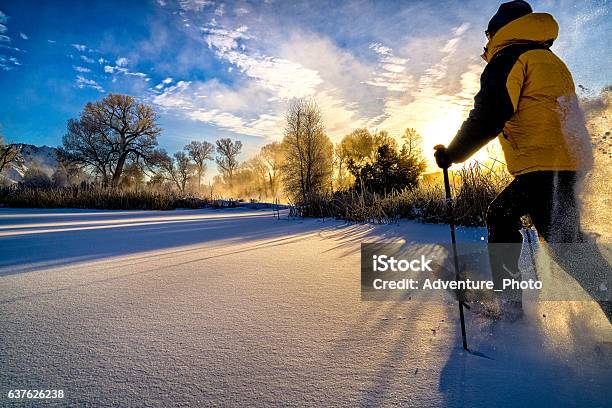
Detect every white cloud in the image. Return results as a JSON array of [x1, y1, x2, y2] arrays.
[[316, 90, 369, 138], [76, 75, 104, 92], [179, 0, 214, 12], [73, 65, 91, 73], [188, 109, 284, 139], [223, 50, 322, 100], [151, 23, 379, 142], [80, 55, 95, 63], [202, 25, 250, 52], [454, 22, 470, 37], [0, 55, 20, 70], [0, 24, 6, 34], [365, 42, 412, 92], [154, 80, 192, 108], [203, 24, 323, 101], [0, 11, 7, 24], [0, 45, 23, 52], [72, 43, 87, 52], [214, 3, 225, 16], [98, 57, 106, 64], [0, 35, 9, 43], [19, 32, 28, 40], [104, 59, 149, 81], [235, 7, 249, 16], [153, 79, 284, 138], [155, 77, 174, 89], [126, 71, 147, 77], [277, 32, 378, 139], [154, 79, 263, 113]]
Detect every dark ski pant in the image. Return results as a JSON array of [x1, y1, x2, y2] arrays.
[[486, 171, 610, 302]]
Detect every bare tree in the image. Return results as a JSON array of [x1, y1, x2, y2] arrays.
[[402, 128, 423, 158], [260, 142, 284, 198], [215, 138, 242, 186], [184, 140, 214, 192], [173, 151, 195, 193], [333, 143, 352, 191], [281, 98, 333, 203], [56, 153, 89, 186], [400, 127, 427, 173], [0, 136, 22, 174], [60, 93, 161, 186], [59, 118, 114, 184], [151, 150, 195, 193]]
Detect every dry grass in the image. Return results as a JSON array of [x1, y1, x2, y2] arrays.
[[0, 185, 209, 210], [293, 161, 511, 226]]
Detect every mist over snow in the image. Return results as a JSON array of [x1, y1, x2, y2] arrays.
[[0, 144, 58, 185]]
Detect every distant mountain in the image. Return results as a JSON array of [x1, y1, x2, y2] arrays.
[[1, 143, 59, 184]]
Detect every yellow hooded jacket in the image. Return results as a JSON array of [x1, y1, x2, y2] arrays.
[[446, 13, 588, 175]]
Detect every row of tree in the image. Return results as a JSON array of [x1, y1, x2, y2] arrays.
[[279, 98, 426, 202], [205, 98, 426, 203], [57, 94, 245, 194], [2, 93, 427, 202]]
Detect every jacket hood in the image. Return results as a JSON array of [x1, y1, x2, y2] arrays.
[[482, 12, 558, 62]]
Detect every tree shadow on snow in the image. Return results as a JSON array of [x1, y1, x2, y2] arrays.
[[0, 209, 342, 276]]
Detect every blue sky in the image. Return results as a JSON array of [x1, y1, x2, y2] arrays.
[[0, 0, 609, 168]]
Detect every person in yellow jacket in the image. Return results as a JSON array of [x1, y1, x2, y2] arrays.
[[434, 0, 610, 320]]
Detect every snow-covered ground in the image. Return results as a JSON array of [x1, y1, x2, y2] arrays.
[[0, 208, 610, 407]]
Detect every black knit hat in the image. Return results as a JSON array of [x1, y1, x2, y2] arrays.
[[487, 0, 533, 37]]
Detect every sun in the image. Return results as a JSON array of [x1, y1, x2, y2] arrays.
[[417, 107, 464, 171], [418, 108, 505, 172]]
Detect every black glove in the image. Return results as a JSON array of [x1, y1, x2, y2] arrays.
[[434, 145, 452, 169]]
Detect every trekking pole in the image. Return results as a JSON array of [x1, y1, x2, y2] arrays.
[[435, 145, 468, 351]]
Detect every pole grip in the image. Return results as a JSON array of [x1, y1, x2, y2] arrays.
[[434, 144, 452, 200]]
